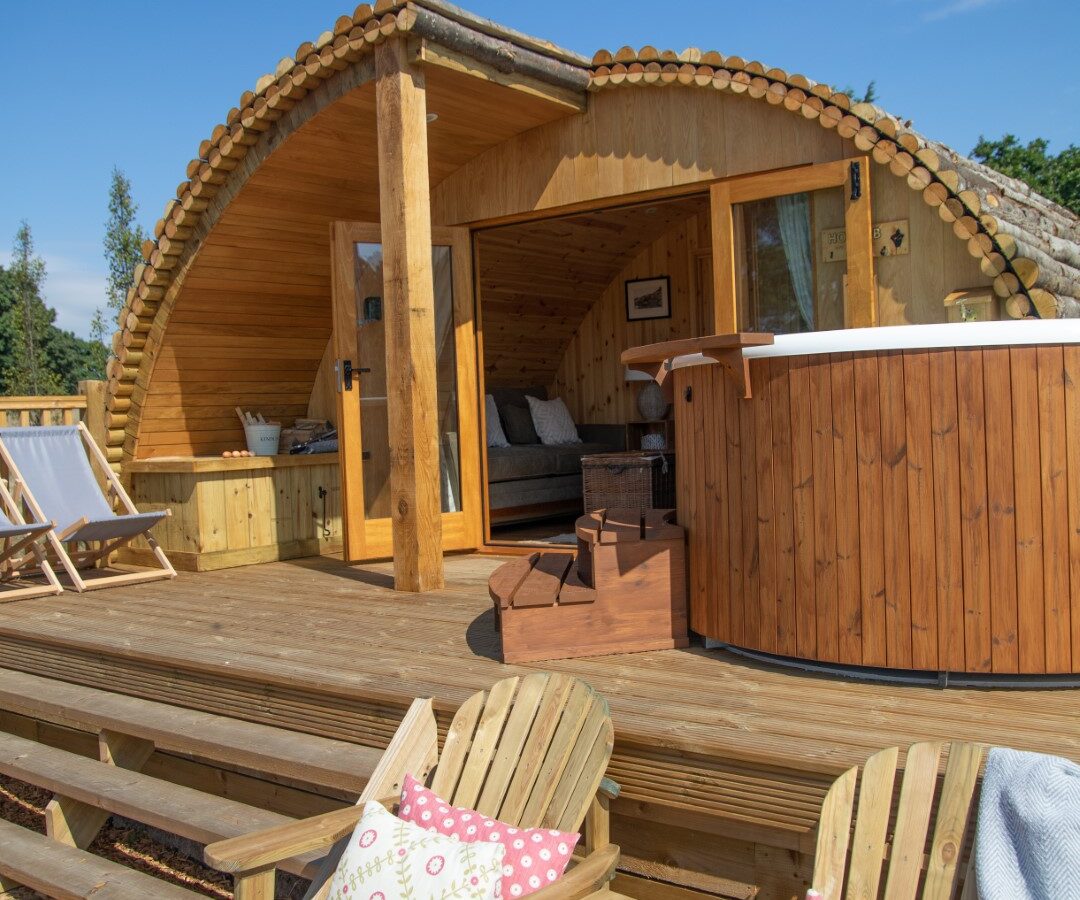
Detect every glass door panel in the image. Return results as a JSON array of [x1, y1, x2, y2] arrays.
[[733, 186, 845, 334], [352, 243, 391, 519], [432, 244, 462, 514], [331, 223, 477, 562]]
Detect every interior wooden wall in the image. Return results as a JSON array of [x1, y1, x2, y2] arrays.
[[475, 198, 707, 391], [553, 209, 712, 423]]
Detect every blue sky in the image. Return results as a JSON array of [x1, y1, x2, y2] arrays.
[[2, 0, 1077, 338]]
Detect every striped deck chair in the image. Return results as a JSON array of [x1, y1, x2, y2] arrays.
[[0, 424, 175, 592], [0, 473, 62, 601]]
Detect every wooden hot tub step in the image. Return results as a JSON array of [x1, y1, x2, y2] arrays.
[[490, 508, 688, 664]]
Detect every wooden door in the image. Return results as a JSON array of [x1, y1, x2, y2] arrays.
[[330, 222, 481, 561]]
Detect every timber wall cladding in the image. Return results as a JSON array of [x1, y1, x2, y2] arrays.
[[128, 460, 342, 570], [434, 88, 988, 319], [552, 210, 712, 424], [674, 347, 1080, 675], [476, 198, 709, 394]]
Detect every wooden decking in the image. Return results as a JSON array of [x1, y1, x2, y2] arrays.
[[0, 555, 1076, 898]]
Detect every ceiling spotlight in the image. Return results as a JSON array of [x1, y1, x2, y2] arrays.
[[645, 207, 658, 215], [426, 112, 439, 123]]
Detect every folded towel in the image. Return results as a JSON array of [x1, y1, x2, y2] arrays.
[[975, 747, 1080, 900]]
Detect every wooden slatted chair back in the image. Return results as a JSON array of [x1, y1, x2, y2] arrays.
[[812, 741, 986, 900], [428, 673, 613, 832]]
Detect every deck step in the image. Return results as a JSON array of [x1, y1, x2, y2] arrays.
[[0, 667, 380, 792], [0, 816, 200, 899], [0, 731, 323, 879]]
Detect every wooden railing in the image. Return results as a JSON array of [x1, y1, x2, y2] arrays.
[[0, 395, 86, 426], [0, 381, 107, 453]]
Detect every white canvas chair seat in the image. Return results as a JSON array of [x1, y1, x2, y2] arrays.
[[0, 511, 48, 542], [0, 424, 175, 592], [64, 511, 167, 544]]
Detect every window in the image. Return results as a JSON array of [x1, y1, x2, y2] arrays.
[[711, 158, 876, 334]]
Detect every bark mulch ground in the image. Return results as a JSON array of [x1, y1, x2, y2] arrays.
[[0, 774, 233, 898]]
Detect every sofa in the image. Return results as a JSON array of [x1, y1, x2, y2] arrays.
[[486, 387, 625, 524]]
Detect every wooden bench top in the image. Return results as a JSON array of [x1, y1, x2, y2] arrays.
[[0, 731, 324, 880], [0, 816, 200, 899], [0, 667, 380, 793], [489, 553, 597, 611]]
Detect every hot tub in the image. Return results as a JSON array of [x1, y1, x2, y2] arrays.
[[625, 321, 1080, 679]]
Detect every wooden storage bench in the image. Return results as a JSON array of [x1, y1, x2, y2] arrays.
[[490, 508, 688, 663]]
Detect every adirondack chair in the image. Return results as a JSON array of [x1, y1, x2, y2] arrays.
[[810, 741, 986, 900], [205, 673, 620, 900]]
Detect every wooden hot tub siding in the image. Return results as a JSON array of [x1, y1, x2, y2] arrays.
[[674, 344, 1080, 675]]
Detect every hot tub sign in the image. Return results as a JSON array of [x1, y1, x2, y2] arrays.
[[820, 219, 909, 263]]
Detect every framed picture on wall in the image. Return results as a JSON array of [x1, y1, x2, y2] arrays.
[[625, 276, 671, 322]]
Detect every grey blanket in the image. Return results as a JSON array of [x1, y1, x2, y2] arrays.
[[975, 747, 1080, 900]]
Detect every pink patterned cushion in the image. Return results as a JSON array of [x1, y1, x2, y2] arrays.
[[398, 773, 580, 899]]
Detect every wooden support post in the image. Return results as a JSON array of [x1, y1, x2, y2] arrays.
[[844, 159, 877, 328], [44, 730, 154, 849], [584, 791, 611, 854], [374, 37, 443, 592], [78, 380, 109, 493], [233, 866, 276, 900], [78, 380, 108, 455]]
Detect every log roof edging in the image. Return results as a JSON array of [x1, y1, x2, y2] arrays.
[[105, 8, 1080, 467], [588, 45, 1080, 322], [104, 2, 591, 467]]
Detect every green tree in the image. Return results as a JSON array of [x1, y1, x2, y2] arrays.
[[971, 134, 1080, 216], [3, 222, 63, 396], [89, 167, 146, 376], [838, 80, 878, 104]]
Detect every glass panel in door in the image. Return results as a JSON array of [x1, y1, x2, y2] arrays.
[[350, 242, 463, 522], [733, 186, 846, 334]]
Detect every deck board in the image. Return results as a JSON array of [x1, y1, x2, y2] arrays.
[[0, 555, 1075, 897]]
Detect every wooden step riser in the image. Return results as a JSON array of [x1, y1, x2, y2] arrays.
[[0, 638, 829, 852]]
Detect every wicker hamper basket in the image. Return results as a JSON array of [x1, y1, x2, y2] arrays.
[[581, 451, 676, 514]]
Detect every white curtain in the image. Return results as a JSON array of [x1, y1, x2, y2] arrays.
[[776, 193, 815, 331]]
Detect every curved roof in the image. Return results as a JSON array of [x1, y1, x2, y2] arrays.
[[105, 0, 1080, 464]]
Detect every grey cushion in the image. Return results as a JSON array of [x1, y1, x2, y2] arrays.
[[500, 404, 539, 445], [487, 386, 546, 410], [486, 442, 620, 483], [488, 474, 584, 510], [487, 446, 559, 482]]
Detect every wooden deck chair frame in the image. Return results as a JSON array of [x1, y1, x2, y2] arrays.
[[205, 673, 621, 900], [0, 422, 175, 592], [810, 741, 986, 900], [0, 475, 62, 602]]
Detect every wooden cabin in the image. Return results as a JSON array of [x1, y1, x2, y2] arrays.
[[108, 1, 1080, 639], [0, 8, 1076, 895]]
